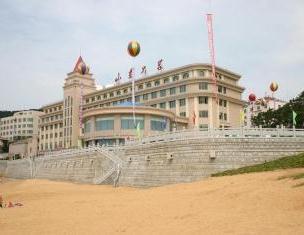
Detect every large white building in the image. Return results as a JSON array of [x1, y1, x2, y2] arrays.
[[38, 56, 245, 151], [0, 110, 43, 141]]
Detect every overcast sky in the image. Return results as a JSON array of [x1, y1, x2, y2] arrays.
[[0, 0, 303, 110]]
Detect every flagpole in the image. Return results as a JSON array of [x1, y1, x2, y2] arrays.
[[132, 66, 136, 127]]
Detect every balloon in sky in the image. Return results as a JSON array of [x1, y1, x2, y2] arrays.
[[248, 93, 256, 102], [270, 82, 278, 92], [127, 41, 141, 57], [77, 62, 88, 75]]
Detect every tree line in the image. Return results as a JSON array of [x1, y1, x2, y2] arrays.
[[252, 90, 304, 128]]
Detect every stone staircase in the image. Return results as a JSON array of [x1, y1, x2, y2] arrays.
[[92, 146, 123, 185]]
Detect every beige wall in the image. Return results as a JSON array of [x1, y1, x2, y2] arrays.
[[9, 142, 27, 158]]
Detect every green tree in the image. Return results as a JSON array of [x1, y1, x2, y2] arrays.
[[252, 90, 304, 128]]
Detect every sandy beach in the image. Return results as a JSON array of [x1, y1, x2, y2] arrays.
[[1, 168, 304, 235]]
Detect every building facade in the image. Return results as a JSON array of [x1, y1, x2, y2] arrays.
[[39, 56, 245, 151], [0, 110, 43, 141], [244, 96, 287, 127]]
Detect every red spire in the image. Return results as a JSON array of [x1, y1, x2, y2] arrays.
[[73, 56, 84, 72]]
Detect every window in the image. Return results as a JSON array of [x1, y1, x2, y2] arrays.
[[182, 73, 189, 79], [180, 112, 186, 117], [110, 92, 114, 97], [179, 99, 186, 107], [219, 112, 223, 120], [160, 102, 166, 109], [150, 104, 157, 108], [160, 89, 166, 97], [138, 84, 143, 90], [143, 94, 149, 100], [199, 96, 208, 104], [151, 91, 157, 99], [84, 121, 91, 133], [216, 73, 223, 79], [218, 85, 227, 94], [146, 82, 152, 88], [199, 110, 208, 118], [179, 85, 186, 93], [116, 90, 121, 96], [224, 113, 227, 120], [170, 87, 176, 95], [95, 117, 114, 131], [91, 97, 95, 102], [113, 101, 118, 106], [154, 80, 160, 86], [97, 95, 101, 100], [198, 70, 205, 77], [135, 96, 140, 102], [103, 94, 107, 99], [220, 99, 227, 107], [163, 77, 170, 84], [150, 116, 167, 131], [121, 116, 144, 129], [169, 100, 176, 108], [172, 75, 179, 82], [123, 89, 128, 94], [199, 82, 208, 90]]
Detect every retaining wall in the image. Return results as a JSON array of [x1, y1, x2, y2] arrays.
[[1, 137, 304, 187], [117, 137, 304, 187]]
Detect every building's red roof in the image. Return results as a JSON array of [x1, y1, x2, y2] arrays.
[[73, 56, 84, 72]]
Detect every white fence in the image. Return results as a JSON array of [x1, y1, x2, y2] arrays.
[[126, 127, 304, 146]]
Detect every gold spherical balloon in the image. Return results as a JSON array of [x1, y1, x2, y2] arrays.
[[270, 82, 278, 92], [127, 41, 140, 57]]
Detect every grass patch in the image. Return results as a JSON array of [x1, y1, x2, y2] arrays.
[[212, 153, 304, 177]]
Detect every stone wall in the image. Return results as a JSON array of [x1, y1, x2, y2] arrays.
[[33, 152, 115, 184], [0, 161, 7, 176], [5, 158, 32, 179], [1, 137, 304, 187], [116, 137, 304, 187]]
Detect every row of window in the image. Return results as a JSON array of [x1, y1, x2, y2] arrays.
[[41, 114, 63, 123], [44, 105, 63, 114], [84, 83, 228, 110], [0, 130, 33, 135], [0, 123, 33, 130], [85, 116, 168, 132], [40, 142, 63, 151], [0, 118, 34, 125], [41, 123, 63, 131], [41, 132, 63, 139], [84, 69, 219, 104]]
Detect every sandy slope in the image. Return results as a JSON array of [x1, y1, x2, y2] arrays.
[[1, 169, 304, 235]]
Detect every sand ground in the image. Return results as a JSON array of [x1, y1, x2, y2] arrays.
[[1, 168, 304, 235]]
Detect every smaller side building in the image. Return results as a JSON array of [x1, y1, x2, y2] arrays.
[[0, 110, 43, 141], [244, 96, 287, 127], [8, 136, 39, 159]]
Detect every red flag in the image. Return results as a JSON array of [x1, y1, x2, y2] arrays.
[[141, 65, 147, 75], [157, 59, 164, 71], [128, 68, 134, 79]]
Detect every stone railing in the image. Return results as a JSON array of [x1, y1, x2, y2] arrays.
[[125, 127, 304, 146]]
